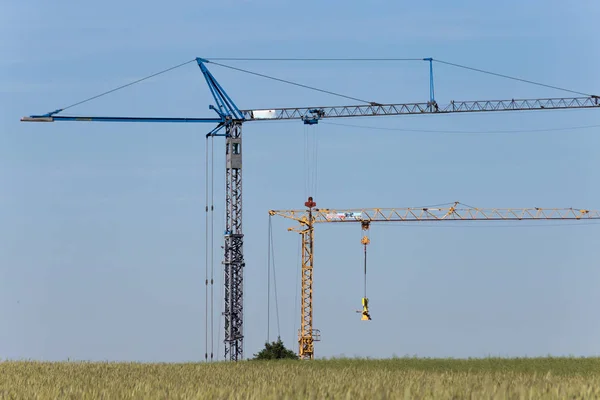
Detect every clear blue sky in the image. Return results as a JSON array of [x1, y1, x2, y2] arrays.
[[1, 0, 599, 362]]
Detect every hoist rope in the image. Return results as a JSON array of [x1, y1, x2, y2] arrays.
[[267, 216, 282, 342], [308, 127, 312, 197], [359, 228, 368, 300], [302, 124, 319, 198], [293, 234, 301, 342], [303, 124, 308, 198], [217, 262, 224, 361], [309, 125, 312, 196], [267, 217, 271, 342], [313, 124, 319, 199], [204, 134, 217, 361], [204, 137, 209, 362], [210, 135, 215, 361], [311, 125, 315, 197], [363, 243, 367, 299], [271, 221, 281, 339]]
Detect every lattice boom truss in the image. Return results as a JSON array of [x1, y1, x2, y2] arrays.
[[269, 203, 600, 224], [244, 96, 599, 121]]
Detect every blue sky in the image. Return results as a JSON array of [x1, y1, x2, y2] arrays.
[[1, 0, 599, 362]]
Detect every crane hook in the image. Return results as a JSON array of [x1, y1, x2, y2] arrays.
[[357, 297, 371, 320], [358, 221, 371, 320]]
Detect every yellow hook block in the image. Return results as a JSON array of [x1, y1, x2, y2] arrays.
[[360, 297, 371, 321]]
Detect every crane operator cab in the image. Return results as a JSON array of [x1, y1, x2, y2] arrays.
[[358, 297, 371, 321]]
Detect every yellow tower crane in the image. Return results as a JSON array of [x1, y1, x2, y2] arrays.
[[268, 197, 600, 360]]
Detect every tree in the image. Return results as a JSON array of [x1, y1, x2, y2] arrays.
[[252, 337, 299, 360]]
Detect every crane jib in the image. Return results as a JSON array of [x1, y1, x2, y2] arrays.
[[241, 96, 600, 122], [21, 96, 600, 123], [21, 97, 598, 124]]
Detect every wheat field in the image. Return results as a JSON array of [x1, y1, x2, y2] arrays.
[[1, 357, 599, 399]]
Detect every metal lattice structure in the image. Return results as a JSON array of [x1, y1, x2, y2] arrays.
[[269, 202, 600, 224], [269, 199, 600, 359], [223, 122, 244, 360], [241, 97, 599, 122], [286, 197, 321, 359], [20, 57, 600, 361], [291, 214, 316, 359], [26, 97, 599, 124]]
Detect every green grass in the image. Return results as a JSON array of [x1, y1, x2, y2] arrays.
[[1, 357, 599, 399]]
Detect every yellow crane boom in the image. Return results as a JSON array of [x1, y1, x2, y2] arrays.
[[268, 197, 600, 360]]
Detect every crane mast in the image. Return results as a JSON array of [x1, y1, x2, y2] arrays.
[[20, 57, 600, 361], [223, 122, 244, 361], [269, 198, 600, 360]]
